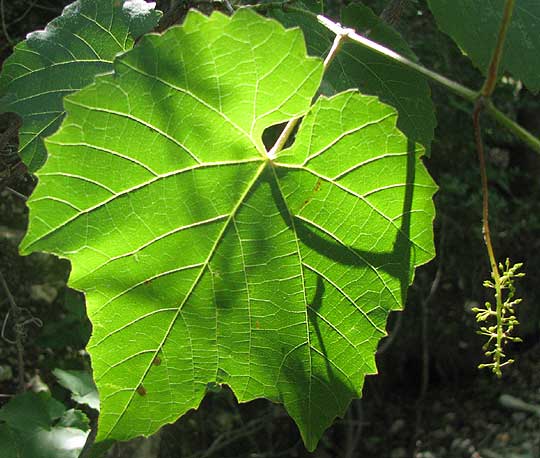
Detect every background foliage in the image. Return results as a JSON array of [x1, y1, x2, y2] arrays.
[[1, 0, 540, 457]]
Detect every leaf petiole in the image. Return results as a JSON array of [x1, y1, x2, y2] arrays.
[[267, 24, 349, 160]]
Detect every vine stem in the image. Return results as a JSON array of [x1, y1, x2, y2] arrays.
[[473, 102, 501, 295], [247, 4, 540, 153], [484, 101, 540, 150], [267, 27, 348, 159], [475, 0, 516, 271], [473, 0, 516, 376], [316, 14, 478, 102], [473, 102, 504, 376], [312, 13, 540, 154], [482, 0, 515, 97]]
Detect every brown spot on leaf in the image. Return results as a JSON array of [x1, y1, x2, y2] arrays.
[[136, 385, 147, 396], [153, 357, 161, 366]]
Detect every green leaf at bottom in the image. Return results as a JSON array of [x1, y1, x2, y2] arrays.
[[0, 392, 89, 458], [22, 9, 436, 450]]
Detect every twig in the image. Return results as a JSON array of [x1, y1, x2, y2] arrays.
[[0, 271, 24, 393], [380, 0, 407, 26], [5, 0, 39, 28], [29, 2, 63, 14], [187, 417, 268, 458], [315, 13, 474, 102], [0, 0, 13, 45], [376, 312, 402, 354], [414, 228, 444, 435], [78, 417, 97, 458], [0, 162, 28, 198], [419, 239, 444, 401], [221, 0, 234, 14], [5, 187, 27, 201], [499, 394, 540, 416], [343, 400, 363, 458]]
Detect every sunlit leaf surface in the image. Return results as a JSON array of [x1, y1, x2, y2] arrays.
[[22, 9, 436, 450]]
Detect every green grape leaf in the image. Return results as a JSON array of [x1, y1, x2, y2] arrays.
[[54, 368, 100, 411], [0, 424, 18, 458], [21, 9, 436, 450], [0, 0, 161, 172], [271, 4, 436, 152], [0, 391, 89, 458], [428, 0, 540, 93]]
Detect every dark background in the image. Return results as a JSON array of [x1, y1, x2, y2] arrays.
[[1, 1, 540, 457]]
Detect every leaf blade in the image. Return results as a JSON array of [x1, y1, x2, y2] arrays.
[[22, 10, 435, 450], [0, 0, 161, 171], [428, 0, 540, 93]]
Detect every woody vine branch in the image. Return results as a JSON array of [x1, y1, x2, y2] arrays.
[[471, 0, 524, 377]]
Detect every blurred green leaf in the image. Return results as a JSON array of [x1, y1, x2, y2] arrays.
[[54, 369, 99, 411], [428, 0, 540, 93], [0, 391, 89, 458]]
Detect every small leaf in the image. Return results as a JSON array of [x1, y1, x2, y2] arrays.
[[22, 9, 436, 450], [0, 0, 161, 172], [54, 368, 100, 411], [428, 0, 540, 93], [57, 409, 91, 430]]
